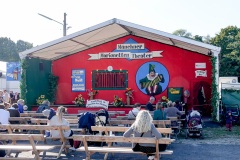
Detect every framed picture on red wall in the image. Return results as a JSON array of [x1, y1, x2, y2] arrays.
[[72, 69, 86, 92]]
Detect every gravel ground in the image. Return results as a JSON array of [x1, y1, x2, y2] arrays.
[[6, 118, 240, 160]]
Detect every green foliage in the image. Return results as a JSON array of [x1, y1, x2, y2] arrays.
[[16, 40, 33, 53], [36, 95, 48, 105], [211, 57, 219, 121], [47, 73, 59, 103], [173, 29, 192, 38], [0, 37, 33, 62], [74, 94, 85, 106], [211, 26, 240, 76], [20, 59, 28, 103], [173, 29, 212, 43], [193, 35, 203, 42]]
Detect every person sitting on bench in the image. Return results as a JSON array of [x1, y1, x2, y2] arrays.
[[123, 110, 167, 160], [127, 103, 141, 120], [43, 106, 74, 148]]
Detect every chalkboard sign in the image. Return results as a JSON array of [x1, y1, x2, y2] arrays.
[[167, 87, 183, 102]]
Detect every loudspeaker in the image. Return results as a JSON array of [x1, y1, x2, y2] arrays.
[[238, 77, 240, 83], [39, 62, 43, 71], [208, 50, 212, 56]]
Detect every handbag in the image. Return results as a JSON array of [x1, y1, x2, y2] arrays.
[[132, 133, 144, 151]]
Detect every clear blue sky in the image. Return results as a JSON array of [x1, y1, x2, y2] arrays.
[[1, 0, 240, 46]]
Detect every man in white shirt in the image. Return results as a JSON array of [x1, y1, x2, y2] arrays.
[[0, 104, 10, 131]]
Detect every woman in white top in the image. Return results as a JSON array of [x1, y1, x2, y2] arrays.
[[47, 106, 73, 147]]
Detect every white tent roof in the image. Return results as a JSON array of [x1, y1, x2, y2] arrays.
[[19, 18, 221, 61]]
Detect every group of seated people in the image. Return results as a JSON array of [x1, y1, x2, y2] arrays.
[[125, 98, 185, 159], [128, 97, 184, 121], [0, 99, 28, 127], [1, 98, 176, 160]]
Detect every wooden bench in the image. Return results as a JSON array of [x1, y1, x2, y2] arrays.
[[9, 117, 32, 124], [20, 113, 46, 118], [0, 134, 56, 159], [78, 110, 125, 120], [109, 120, 171, 128], [91, 126, 173, 138], [73, 135, 173, 160], [0, 124, 71, 158]]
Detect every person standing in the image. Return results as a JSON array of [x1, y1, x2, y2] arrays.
[[2, 90, 10, 103], [13, 92, 20, 103], [145, 96, 155, 111], [128, 103, 141, 120], [9, 91, 14, 104], [0, 91, 3, 103], [123, 110, 166, 160], [226, 111, 233, 131]]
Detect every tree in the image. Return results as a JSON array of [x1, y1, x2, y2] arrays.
[[203, 34, 212, 44], [173, 29, 192, 38], [193, 35, 203, 42], [0, 37, 17, 62], [211, 26, 240, 76], [0, 37, 33, 62], [16, 40, 33, 53]]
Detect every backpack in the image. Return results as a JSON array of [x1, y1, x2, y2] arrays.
[[78, 112, 96, 133], [36, 104, 49, 113]]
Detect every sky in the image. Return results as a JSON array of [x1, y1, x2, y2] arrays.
[[1, 0, 240, 47]]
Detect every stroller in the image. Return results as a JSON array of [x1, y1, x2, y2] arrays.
[[186, 110, 203, 138], [76, 109, 109, 147], [78, 109, 109, 133]]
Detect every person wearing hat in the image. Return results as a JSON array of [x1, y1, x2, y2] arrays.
[[139, 64, 165, 96]]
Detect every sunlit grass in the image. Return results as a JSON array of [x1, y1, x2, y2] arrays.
[[203, 126, 240, 139]]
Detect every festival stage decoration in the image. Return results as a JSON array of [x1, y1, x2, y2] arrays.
[[36, 95, 48, 105], [73, 94, 85, 106], [113, 95, 124, 107], [87, 89, 99, 100], [125, 88, 134, 105]]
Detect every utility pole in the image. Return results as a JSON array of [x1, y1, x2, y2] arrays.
[[38, 12, 70, 36], [63, 13, 67, 36]]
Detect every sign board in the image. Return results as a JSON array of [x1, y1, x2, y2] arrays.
[[167, 87, 183, 102], [195, 70, 207, 78], [6, 62, 21, 81], [86, 99, 109, 109], [72, 69, 85, 92], [195, 63, 206, 69]]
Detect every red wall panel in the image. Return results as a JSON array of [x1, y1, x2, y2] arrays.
[[52, 35, 212, 106]]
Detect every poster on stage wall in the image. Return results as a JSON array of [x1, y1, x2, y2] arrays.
[[72, 69, 85, 92], [6, 62, 21, 81]]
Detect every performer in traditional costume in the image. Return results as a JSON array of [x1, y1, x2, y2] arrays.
[[139, 64, 165, 96]]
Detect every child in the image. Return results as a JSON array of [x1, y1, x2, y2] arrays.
[[226, 111, 233, 131]]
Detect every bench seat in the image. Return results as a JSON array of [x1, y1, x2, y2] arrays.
[[0, 145, 56, 151], [77, 146, 173, 154]]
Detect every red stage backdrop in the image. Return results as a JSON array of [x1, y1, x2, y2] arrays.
[[52, 35, 212, 109]]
